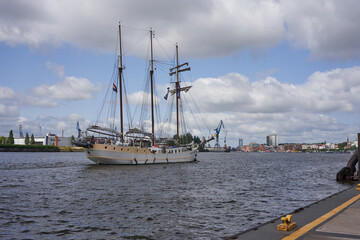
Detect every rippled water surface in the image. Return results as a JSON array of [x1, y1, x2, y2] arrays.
[[0, 152, 351, 239]]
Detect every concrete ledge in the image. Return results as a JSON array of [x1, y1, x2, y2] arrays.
[[228, 187, 359, 240]]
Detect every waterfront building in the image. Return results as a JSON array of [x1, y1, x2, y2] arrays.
[[346, 140, 358, 148], [311, 144, 318, 149], [302, 144, 312, 150], [249, 142, 260, 151], [14, 137, 46, 145], [14, 133, 73, 146], [266, 134, 278, 146], [242, 145, 250, 152], [239, 138, 243, 151], [318, 144, 326, 150], [325, 143, 337, 149], [46, 134, 72, 146]]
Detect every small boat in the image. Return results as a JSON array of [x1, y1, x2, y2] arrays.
[[74, 23, 213, 164]]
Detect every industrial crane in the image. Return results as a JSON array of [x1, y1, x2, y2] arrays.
[[76, 121, 82, 138], [214, 120, 225, 148]]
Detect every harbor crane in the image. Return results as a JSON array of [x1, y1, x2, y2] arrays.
[[76, 121, 82, 138], [214, 120, 225, 148]]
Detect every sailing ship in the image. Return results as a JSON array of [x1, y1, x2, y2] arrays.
[[74, 24, 213, 164]]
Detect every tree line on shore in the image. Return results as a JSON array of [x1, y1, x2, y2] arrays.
[[172, 133, 207, 151], [0, 130, 36, 145], [0, 130, 61, 151]]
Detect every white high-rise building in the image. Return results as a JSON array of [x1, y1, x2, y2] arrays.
[[267, 134, 278, 146], [239, 138, 243, 150]]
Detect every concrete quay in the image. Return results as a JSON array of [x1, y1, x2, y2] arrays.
[[228, 187, 360, 240]]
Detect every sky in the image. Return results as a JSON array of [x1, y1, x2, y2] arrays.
[[1, 0, 360, 147]]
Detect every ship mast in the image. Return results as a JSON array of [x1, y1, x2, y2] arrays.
[[169, 44, 191, 143], [175, 45, 180, 142], [118, 23, 124, 141], [150, 28, 155, 145]]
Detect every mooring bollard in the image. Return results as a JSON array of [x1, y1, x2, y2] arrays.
[[277, 215, 297, 231], [356, 184, 360, 191]]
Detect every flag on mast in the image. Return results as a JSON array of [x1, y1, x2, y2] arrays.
[[113, 83, 118, 93], [164, 87, 170, 100]]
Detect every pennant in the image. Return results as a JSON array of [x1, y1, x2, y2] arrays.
[[164, 87, 170, 100], [112, 83, 118, 93]]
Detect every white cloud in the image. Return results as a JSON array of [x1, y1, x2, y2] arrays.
[[66, 113, 85, 122], [0, 103, 18, 117], [1, 63, 99, 109], [176, 0, 284, 58], [191, 66, 360, 114], [1, 64, 359, 144], [0, 85, 20, 136], [238, 111, 352, 144], [0, 103, 20, 137], [31, 76, 100, 100], [12, 113, 87, 138], [0, 85, 21, 136], [250, 77, 296, 113], [0, 85, 16, 99], [24, 62, 100, 103], [30, 62, 100, 101], [298, 66, 360, 112], [0, 67, 99, 137], [21, 95, 59, 108], [127, 91, 160, 106], [191, 73, 252, 112], [182, 66, 360, 145], [1, 85, 60, 108], [1, 0, 359, 143], [46, 62, 65, 78], [185, 110, 354, 146], [281, 0, 360, 60], [0, 0, 358, 60]]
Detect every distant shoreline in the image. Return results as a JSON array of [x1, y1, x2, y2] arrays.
[[0, 145, 84, 152]]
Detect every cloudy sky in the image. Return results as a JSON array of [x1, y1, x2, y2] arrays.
[[1, 0, 360, 146]]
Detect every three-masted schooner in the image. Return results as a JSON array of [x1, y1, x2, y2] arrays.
[[74, 23, 213, 164]]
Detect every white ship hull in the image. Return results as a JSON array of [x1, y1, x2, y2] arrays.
[[85, 144, 197, 165]]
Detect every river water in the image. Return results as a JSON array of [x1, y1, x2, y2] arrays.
[[0, 152, 351, 239]]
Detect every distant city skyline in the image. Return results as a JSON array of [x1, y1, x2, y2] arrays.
[[1, 1, 360, 147]]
